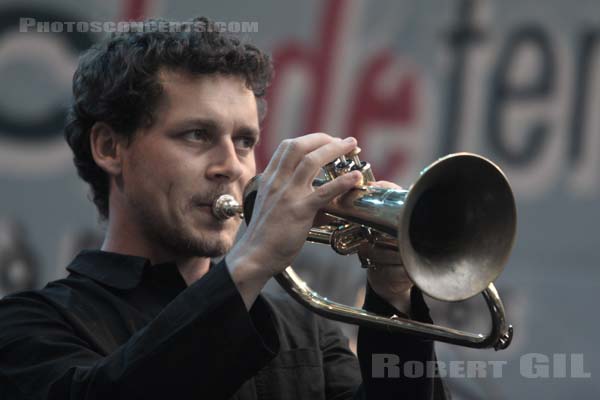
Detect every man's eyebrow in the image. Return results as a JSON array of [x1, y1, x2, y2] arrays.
[[169, 118, 221, 132], [236, 126, 261, 141], [168, 118, 261, 140]]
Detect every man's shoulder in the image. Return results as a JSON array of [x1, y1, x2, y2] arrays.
[[0, 274, 92, 323], [0, 278, 81, 345]]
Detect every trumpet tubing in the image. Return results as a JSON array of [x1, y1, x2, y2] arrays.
[[213, 152, 516, 350]]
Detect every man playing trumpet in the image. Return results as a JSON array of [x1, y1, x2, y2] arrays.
[[0, 17, 447, 399]]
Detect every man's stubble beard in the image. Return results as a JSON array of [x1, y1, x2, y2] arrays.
[[133, 198, 239, 259]]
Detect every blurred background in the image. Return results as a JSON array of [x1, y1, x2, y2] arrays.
[[0, 0, 599, 398]]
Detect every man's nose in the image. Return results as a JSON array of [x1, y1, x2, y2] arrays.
[[205, 140, 244, 182]]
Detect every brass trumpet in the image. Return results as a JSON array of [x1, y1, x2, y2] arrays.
[[213, 152, 516, 350]]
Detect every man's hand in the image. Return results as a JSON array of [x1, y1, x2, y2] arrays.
[[362, 181, 414, 317], [226, 133, 362, 308]]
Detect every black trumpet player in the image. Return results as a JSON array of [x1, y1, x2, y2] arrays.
[[0, 17, 448, 400]]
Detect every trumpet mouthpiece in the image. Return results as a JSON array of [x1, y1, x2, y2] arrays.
[[212, 194, 243, 220]]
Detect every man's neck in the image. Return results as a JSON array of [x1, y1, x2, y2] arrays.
[[101, 216, 211, 287], [176, 258, 211, 286]]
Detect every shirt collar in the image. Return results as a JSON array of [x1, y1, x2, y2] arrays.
[[66, 249, 153, 290]]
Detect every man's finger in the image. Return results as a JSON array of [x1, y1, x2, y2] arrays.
[[306, 170, 362, 209], [367, 180, 403, 190], [264, 133, 337, 177], [292, 137, 357, 185]]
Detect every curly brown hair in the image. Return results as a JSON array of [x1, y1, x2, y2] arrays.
[[64, 17, 273, 219]]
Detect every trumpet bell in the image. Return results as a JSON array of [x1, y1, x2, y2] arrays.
[[401, 153, 517, 302]]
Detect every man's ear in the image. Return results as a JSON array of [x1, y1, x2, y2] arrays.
[[90, 122, 125, 176]]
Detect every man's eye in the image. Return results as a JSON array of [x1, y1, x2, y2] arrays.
[[235, 136, 257, 150], [183, 129, 211, 143]]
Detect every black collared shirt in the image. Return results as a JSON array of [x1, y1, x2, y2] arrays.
[[0, 250, 446, 399]]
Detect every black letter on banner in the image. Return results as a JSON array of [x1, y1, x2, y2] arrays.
[[569, 30, 600, 165], [440, 0, 486, 154], [487, 25, 554, 165], [0, 7, 95, 141]]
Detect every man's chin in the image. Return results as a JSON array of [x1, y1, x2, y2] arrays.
[[187, 231, 236, 258], [171, 215, 239, 257]]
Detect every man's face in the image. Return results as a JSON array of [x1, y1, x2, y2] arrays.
[[118, 71, 259, 258]]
